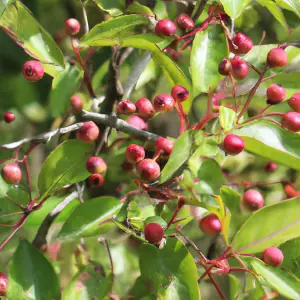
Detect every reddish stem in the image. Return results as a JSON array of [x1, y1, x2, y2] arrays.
[[193, 113, 218, 130], [23, 159, 32, 201], [0, 158, 12, 165], [166, 201, 184, 230], [13, 144, 23, 159], [175, 102, 187, 135], [240, 111, 283, 125]]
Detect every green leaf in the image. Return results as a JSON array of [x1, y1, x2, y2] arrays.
[[250, 258, 300, 299], [38, 140, 93, 196], [233, 121, 300, 170], [275, 0, 300, 16], [126, 2, 154, 16], [256, 0, 288, 29], [0, 1, 65, 71], [50, 65, 84, 117], [92, 0, 125, 16], [231, 197, 300, 254], [58, 196, 122, 239], [139, 238, 201, 299], [0, 0, 13, 16], [62, 267, 112, 300], [220, 0, 250, 18], [7, 240, 60, 300], [219, 106, 237, 132], [160, 130, 194, 183], [228, 274, 241, 300], [191, 25, 228, 96]]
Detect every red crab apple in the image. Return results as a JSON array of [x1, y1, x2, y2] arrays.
[[153, 94, 175, 112], [117, 100, 136, 115], [288, 93, 300, 112], [262, 247, 284, 266], [266, 84, 286, 105], [1, 163, 22, 185], [155, 19, 177, 36], [281, 112, 300, 132], [199, 214, 222, 235], [88, 174, 104, 188], [137, 159, 160, 182], [76, 121, 99, 142], [0, 272, 7, 295], [243, 189, 264, 211], [218, 58, 232, 76], [70, 95, 83, 113], [125, 144, 145, 164], [223, 134, 245, 155], [176, 14, 194, 30], [144, 222, 164, 244], [64, 18, 81, 36], [171, 85, 190, 102], [135, 98, 155, 118], [4, 112, 15, 123], [264, 162, 277, 173], [267, 48, 288, 68], [155, 137, 174, 155], [127, 115, 148, 130], [231, 57, 248, 80], [86, 157, 107, 174], [22, 61, 44, 82], [231, 33, 253, 55]]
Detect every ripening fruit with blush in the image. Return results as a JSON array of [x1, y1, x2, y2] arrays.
[[262, 247, 284, 267], [281, 112, 300, 132], [218, 58, 232, 76], [1, 163, 22, 185], [64, 18, 81, 36], [22, 61, 44, 82], [76, 121, 99, 142], [127, 115, 148, 130], [0, 272, 8, 295], [153, 94, 175, 112], [155, 137, 174, 155], [144, 222, 164, 244], [171, 85, 189, 102], [264, 162, 277, 173], [135, 98, 155, 119], [137, 159, 160, 182], [243, 189, 264, 211], [199, 214, 222, 235], [70, 95, 83, 113], [223, 134, 245, 155], [266, 84, 286, 105], [117, 100, 136, 115], [288, 93, 300, 112], [88, 174, 104, 188], [155, 19, 177, 36], [176, 14, 194, 30], [125, 144, 145, 164], [86, 157, 107, 174], [4, 112, 15, 123], [231, 57, 248, 80], [267, 48, 288, 68], [231, 33, 253, 55]]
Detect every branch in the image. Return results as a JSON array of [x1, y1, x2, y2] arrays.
[[32, 191, 78, 249], [192, 0, 208, 22]]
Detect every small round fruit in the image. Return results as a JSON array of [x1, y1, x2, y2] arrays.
[[0, 272, 8, 295], [218, 58, 232, 76], [262, 247, 284, 267], [153, 94, 175, 112], [288, 93, 300, 112], [86, 157, 107, 174], [171, 85, 189, 102], [70, 95, 83, 113], [88, 174, 104, 188], [267, 48, 288, 68], [231, 57, 248, 80], [243, 189, 264, 211], [144, 222, 164, 244], [135, 98, 155, 119], [137, 159, 160, 182], [264, 162, 277, 173], [64, 18, 81, 36], [155, 19, 177, 36], [231, 33, 253, 55], [117, 100, 136, 115], [76, 121, 99, 142], [199, 214, 222, 235], [1, 163, 22, 184], [4, 112, 15, 123], [127, 115, 148, 130], [266, 84, 286, 105], [155, 137, 174, 155], [223, 134, 245, 155], [22, 61, 44, 82], [176, 14, 194, 30], [281, 112, 300, 132], [125, 144, 145, 164]]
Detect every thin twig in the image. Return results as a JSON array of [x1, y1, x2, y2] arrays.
[[99, 238, 114, 288]]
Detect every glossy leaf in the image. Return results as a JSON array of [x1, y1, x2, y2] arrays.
[[228, 274, 241, 300], [126, 2, 154, 16], [220, 0, 250, 18], [58, 196, 121, 239], [139, 238, 201, 299], [0, 0, 13, 16], [219, 106, 237, 132], [279, 238, 300, 277], [38, 140, 93, 196], [50, 65, 84, 117], [0, 1, 65, 70], [160, 130, 194, 183], [233, 120, 300, 170], [275, 0, 300, 16], [191, 25, 228, 96], [7, 240, 60, 300], [231, 197, 300, 254], [92, 0, 125, 16], [250, 258, 300, 299]]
